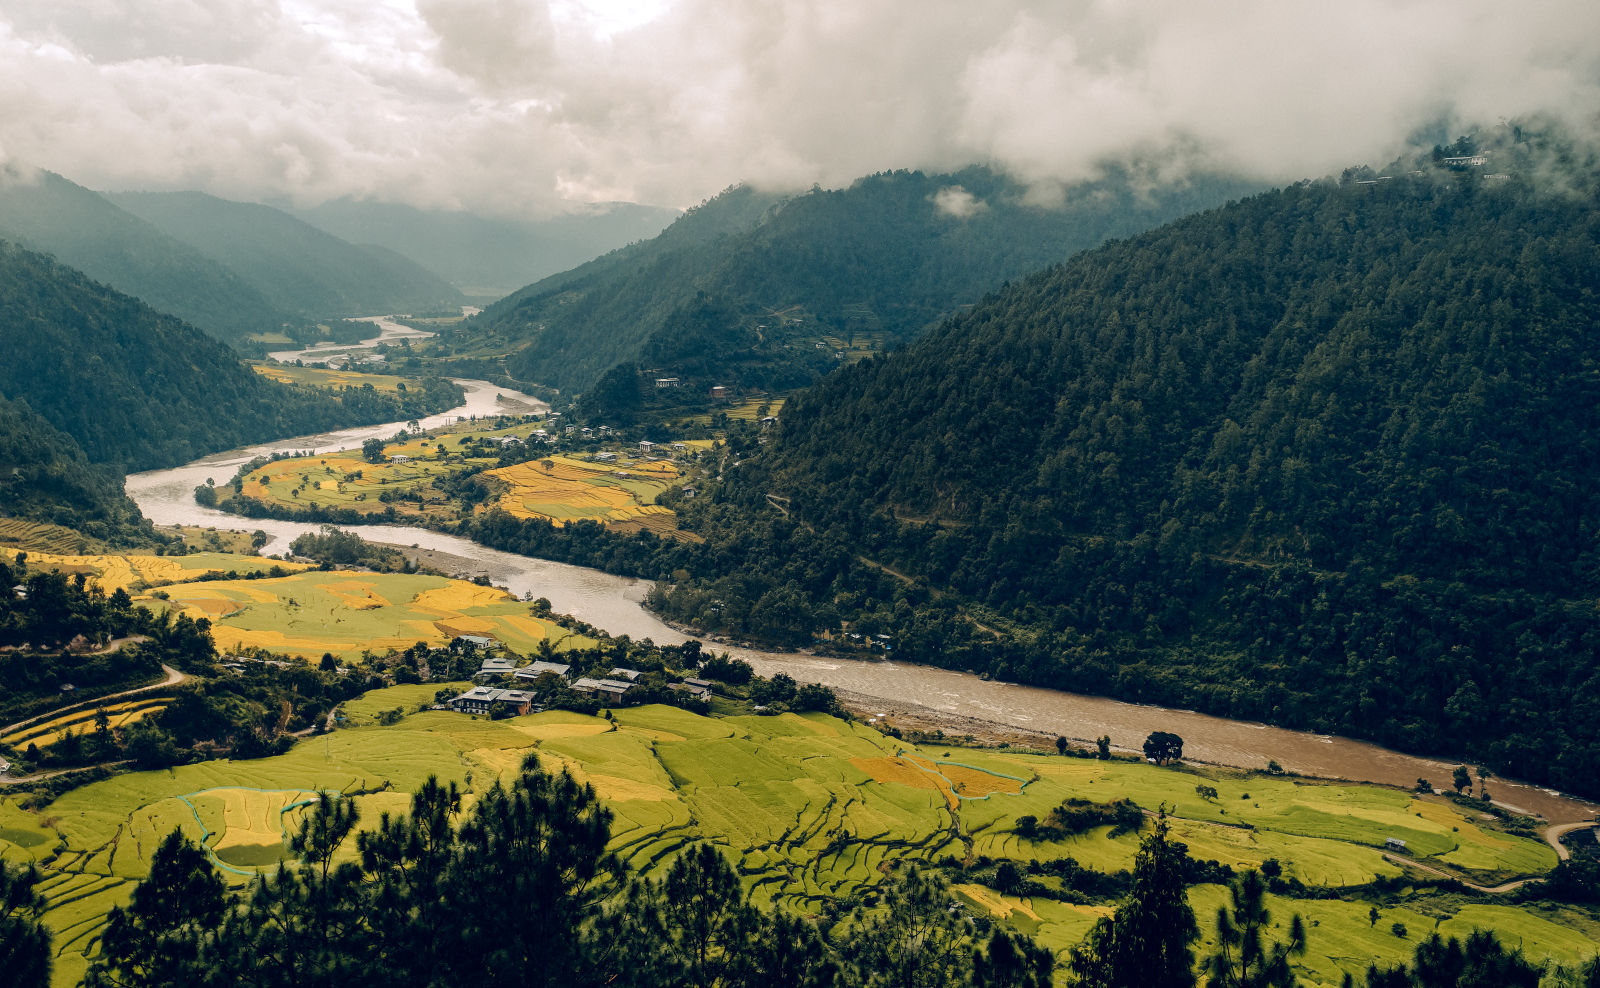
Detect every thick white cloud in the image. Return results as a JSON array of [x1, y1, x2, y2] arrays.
[[0, 0, 1595, 216]]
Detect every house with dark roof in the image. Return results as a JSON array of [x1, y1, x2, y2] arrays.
[[514, 660, 573, 682]]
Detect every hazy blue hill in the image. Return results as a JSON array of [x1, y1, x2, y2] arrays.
[[292, 198, 682, 298], [0, 166, 288, 340], [0, 240, 460, 471], [109, 191, 465, 319], [463, 167, 1258, 394]]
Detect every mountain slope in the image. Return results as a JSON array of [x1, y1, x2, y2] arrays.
[[109, 191, 464, 319], [293, 198, 682, 298], [0, 240, 460, 471], [0, 166, 288, 340], [0, 395, 153, 544], [652, 157, 1600, 797], [464, 167, 1258, 394]]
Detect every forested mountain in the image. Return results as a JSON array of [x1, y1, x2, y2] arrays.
[[459, 167, 1258, 394], [0, 396, 153, 543], [293, 198, 681, 298], [0, 241, 461, 472], [109, 191, 464, 319], [0, 166, 289, 340], [607, 147, 1600, 798]]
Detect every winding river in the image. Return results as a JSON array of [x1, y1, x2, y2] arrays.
[[125, 376, 1600, 826]]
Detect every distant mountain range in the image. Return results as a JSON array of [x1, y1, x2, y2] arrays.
[[108, 191, 463, 321], [456, 167, 1261, 395], [292, 198, 682, 298], [0, 165, 290, 341]]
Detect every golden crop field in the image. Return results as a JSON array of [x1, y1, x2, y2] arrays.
[[144, 570, 596, 660], [483, 454, 679, 527], [21, 551, 312, 593], [5, 697, 1594, 988], [248, 363, 417, 393]]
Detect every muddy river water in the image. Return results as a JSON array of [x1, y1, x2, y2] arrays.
[[125, 372, 1600, 825]]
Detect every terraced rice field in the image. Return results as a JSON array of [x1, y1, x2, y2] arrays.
[[483, 454, 678, 527], [4, 696, 1593, 987], [145, 570, 596, 660], [2, 699, 170, 750], [22, 551, 311, 593], [0, 519, 95, 555]]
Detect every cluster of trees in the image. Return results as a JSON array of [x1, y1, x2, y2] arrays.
[[68, 756, 1054, 988], [1015, 798, 1144, 841], [288, 526, 418, 573]]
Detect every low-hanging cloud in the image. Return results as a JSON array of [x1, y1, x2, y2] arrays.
[[0, 0, 1596, 217]]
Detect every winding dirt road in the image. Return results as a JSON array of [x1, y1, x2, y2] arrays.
[[0, 646, 182, 739]]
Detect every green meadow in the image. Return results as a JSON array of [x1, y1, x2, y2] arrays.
[[3, 693, 1593, 987]]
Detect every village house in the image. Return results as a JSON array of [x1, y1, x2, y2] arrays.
[[760, 416, 777, 428], [594, 452, 618, 463], [638, 440, 658, 454], [389, 454, 411, 464], [571, 677, 636, 703], [671, 682, 713, 702], [451, 686, 536, 716], [475, 655, 517, 679], [654, 377, 681, 388], [607, 668, 643, 682], [709, 385, 729, 399], [514, 660, 573, 682]]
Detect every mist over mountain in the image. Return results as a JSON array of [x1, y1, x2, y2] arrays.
[[108, 191, 465, 319], [0, 166, 290, 341], [293, 198, 681, 298], [462, 166, 1261, 395]]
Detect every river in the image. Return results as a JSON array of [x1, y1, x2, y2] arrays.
[[125, 378, 1600, 826]]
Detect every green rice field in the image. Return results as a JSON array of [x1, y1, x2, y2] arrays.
[[3, 694, 1594, 986]]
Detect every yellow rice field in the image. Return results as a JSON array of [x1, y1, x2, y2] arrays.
[[483, 455, 678, 526], [22, 551, 310, 593]]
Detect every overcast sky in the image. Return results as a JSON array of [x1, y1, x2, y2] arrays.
[[1, 0, 1597, 217]]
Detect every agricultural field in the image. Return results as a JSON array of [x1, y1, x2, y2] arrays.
[[143, 570, 597, 661], [2, 698, 170, 750], [482, 453, 679, 527], [0, 519, 100, 555], [248, 362, 420, 393], [4, 695, 1593, 987], [230, 420, 685, 532], [23, 550, 311, 593]]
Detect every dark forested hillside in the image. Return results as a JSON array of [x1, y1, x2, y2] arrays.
[[459, 168, 1257, 393], [0, 241, 461, 472], [109, 191, 464, 319], [0, 396, 155, 543], [0, 166, 289, 340], [629, 161, 1600, 798]]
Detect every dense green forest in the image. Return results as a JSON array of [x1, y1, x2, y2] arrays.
[[0, 166, 290, 340], [457, 152, 1600, 802], [457, 167, 1258, 394], [109, 192, 464, 319], [0, 397, 156, 543], [0, 240, 462, 471]]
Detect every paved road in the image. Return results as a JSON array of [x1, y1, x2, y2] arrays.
[[1545, 821, 1600, 861]]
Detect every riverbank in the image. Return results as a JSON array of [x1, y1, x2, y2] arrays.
[[124, 372, 1600, 831]]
